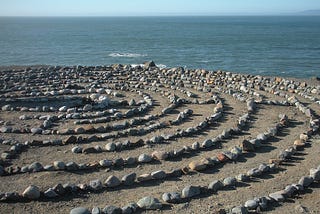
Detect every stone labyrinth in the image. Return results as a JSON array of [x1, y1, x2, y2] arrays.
[[0, 62, 319, 214]]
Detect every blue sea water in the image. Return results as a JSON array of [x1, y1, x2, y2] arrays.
[[0, 16, 319, 78]]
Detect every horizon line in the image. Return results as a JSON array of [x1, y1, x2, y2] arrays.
[[1, 14, 320, 18]]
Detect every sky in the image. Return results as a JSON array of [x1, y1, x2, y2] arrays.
[[0, 0, 320, 16]]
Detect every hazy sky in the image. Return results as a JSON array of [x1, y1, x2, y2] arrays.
[[1, 0, 320, 16]]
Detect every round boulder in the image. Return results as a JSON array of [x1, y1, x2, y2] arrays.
[[70, 207, 90, 214], [22, 185, 41, 200], [137, 196, 162, 210]]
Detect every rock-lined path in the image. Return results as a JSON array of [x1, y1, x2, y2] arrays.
[[0, 63, 319, 214]]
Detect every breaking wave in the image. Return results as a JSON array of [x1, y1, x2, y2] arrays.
[[108, 53, 147, 58], [156, 64, 167, 69], [131, 63, 167, 69]]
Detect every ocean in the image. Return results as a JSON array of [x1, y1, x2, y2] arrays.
[[0, 16, 319, 78]]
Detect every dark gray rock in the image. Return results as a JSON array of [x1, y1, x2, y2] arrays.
[[66, 162, 78, 171], [129, 99, 136, 106], [72, 146, 83, 154], [0, 126, 12, 133], [151, 170, 166, 179], [221, 129, 231, 139], [269, 191, 285, 202], [122, 203, 138, 214], [75, 127, 85, 134], [22, 185, 40, 200], [162, 192, 181, 203], [63, 183, 79, 194], [44, 188, 59, 198], [64, 135, 77, 144], [114, 158, 124, 167], [103, 205, 122, 214], [43, 120, 52, 129], [144, 61, 156, 68], [28, 162, 43, 172], [167, 169, 183, 177], [105, 142, 116, 152], [53, 161, 66, 170], [283, 185, 297, 197], [149, 136, 163, 144], [89, 179, 103, 191], [138, 154, 152, 163], [0, 165, 5, 175], [279, 150, 292, 160], [99, 159, 112, 167], [291, 183, 303, 192], [53, 183, 66, 195], [121, 173, 136, 186], [310, 168, 320, 181], [202, 139, 214, 148], [1, 152, 12, 159], [246, 168, 262, 177], [223, 151, 238, 160], [191, 142, 200, 150], [104, 175, 121, 188], [259, 197, 269, 210], [258, 163, 270, 173], [20, 165, 30, 173], [121, 206, 133, 214], [83, 147, 99, 154], [1, 191, 21, 201], [208, 180, 224, 192], [298, 176, 314, 187], [83, 104, 92, 112], [125, 157, 137, 165]]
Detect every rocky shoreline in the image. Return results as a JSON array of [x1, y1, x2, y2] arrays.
[[0, 62, 319, 214]]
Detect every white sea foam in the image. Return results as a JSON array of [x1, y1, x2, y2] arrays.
[[156, 64, 167, 69], [198, 60, 210, 63], [131, 63, 167, 69], [131, 64, 144, 68], [108, 53, 147, 58]]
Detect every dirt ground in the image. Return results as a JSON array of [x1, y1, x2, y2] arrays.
[[0, 66, 319, 214]]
